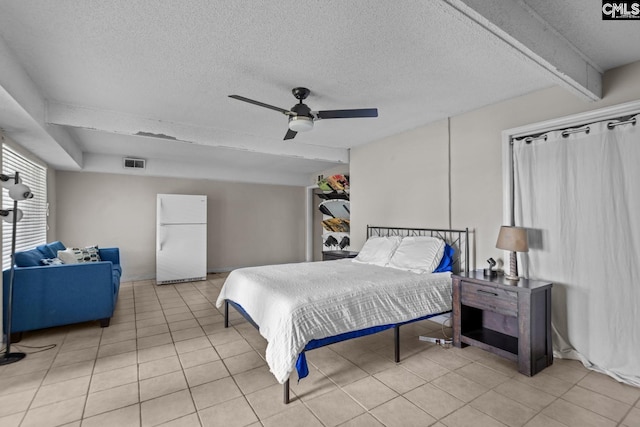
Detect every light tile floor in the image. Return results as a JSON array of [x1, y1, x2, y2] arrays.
[[1, 274, 639, 427]]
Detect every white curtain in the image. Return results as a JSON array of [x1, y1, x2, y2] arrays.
[[513, 115, 640, 387]]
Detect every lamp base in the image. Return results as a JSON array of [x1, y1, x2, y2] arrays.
[[506, 251, 520, 282], [0, 352, 26, 365]]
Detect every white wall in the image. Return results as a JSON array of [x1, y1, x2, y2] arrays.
[[55, 171, 306, 281], [351, 60, 640, 269], [350, 121, 451, 246]]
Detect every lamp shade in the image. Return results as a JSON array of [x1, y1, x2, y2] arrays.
[[0, 173, 21, 189], [0, 208, 23, 223], [496, 226, 529, 252], [8, 183, 33, 201]]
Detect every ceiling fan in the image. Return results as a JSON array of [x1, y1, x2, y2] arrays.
[[229, 87, 378, 140]]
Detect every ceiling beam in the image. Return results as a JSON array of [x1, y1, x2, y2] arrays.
[[82, 153, 319, 187], [47, 102, 349, 164], [0, 35, 83, 168], [446, 0, 602, 101]]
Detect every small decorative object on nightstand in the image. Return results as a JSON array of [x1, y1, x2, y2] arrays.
[[483, 257, 498, 278], [452, 271, 553, 376], [496, 226, 529, 281]]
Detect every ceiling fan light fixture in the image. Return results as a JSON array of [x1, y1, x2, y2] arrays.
[[288, 115, 314, 132], [229, 87, 378, 140]]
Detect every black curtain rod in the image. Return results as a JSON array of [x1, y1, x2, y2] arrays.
[[511, 114, 637, 145], [507, 112, 637, 227]]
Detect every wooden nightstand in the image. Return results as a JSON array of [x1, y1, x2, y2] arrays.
[[322, 250, 359, 261], [452, 271, 553, 376]]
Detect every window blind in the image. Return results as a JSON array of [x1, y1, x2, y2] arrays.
[[2, 145, 48, 269]]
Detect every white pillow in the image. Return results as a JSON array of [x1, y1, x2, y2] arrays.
[[57, 248, 79, 264], [353, 236, 402, 266], [387, 236, 445, 273]]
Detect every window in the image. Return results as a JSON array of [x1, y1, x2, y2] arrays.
[[2, 145, 48, 269]]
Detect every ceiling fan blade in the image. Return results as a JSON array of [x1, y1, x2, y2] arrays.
[[284, 129, 297, 140], [229, 95, 292, 115], [316, 108, 378, 119]]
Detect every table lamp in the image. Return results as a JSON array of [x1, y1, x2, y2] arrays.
[[496, 226, 528, 281]]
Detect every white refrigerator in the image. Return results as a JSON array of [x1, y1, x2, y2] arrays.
[[156, 194, 207, 285]]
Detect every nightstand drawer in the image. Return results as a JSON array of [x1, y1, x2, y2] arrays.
[[460, 282, 518, 316]]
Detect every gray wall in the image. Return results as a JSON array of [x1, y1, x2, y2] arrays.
[[351, 60, 640, 270], [350, 121, 450, 236], [55, 171, 306, 281]]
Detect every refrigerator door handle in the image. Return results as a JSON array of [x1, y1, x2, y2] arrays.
[[157, 226, 163, 252]]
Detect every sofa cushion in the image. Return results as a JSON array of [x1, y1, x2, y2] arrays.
[[15, 249, 47, 267]]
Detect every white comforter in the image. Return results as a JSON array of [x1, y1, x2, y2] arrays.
[[215, 260, 452, 383]]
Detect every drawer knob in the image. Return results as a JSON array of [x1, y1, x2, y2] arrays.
[[477, 289, 498, 297]]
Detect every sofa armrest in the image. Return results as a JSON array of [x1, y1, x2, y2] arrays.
[[99, 247, 120, 265]]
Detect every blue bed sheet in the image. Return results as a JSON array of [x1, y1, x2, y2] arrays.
[[295, 311, 442, 380]]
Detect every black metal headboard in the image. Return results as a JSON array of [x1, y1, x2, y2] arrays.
[[367, 226, 470, 274]]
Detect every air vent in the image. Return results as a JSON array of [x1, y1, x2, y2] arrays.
[[123, 157, 146, 169]]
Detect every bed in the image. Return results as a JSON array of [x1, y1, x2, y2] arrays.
[[215, 225, 469, 403]]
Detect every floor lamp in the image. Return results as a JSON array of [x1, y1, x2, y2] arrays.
[[0, 171, 34, 365]]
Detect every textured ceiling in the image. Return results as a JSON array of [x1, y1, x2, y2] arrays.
[[0, 0, 638, 185], [523, 0, 640, 71]]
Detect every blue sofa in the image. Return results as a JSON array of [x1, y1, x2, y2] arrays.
[[2, 241, 122, 336]]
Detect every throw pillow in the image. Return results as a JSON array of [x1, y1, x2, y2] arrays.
[[57, 248, 78, 264], [15, 249, 46, 267], [40, 257, 63, 266], [37, 244, 56, 259], [81, 246, 101, 262], [57, 246, 101, 264], [47, 241, 66, 254]]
